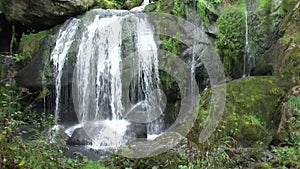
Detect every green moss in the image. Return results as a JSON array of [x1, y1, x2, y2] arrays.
[[188, 77, 283, 147], [94, 0, 120, 9], [19, 30, 49, 63], [154, 0, 185, 17], [255, 162, 272, 169], [144, 3, 157, 12]]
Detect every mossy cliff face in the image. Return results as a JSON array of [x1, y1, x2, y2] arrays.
[[214, 0, 285, 78], [255, 2, 300, 87], [277, 2, 300, 85], [188, 76, 284, 148]]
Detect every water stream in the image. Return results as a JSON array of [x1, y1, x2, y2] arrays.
[[243, 10, 249, 77]]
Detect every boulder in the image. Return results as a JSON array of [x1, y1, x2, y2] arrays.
[[2, 0, 95, 31], [126, 122, 147, 139], [188, 76, 284, 148], [123, 0, 143, 10], [67, 128, 92, 146]]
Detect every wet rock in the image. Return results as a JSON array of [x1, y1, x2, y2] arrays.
[[119, 132, 184, 158], [67, 128, 92, 146], [206, 23, 217, 37], [126, 122, 147, 139]]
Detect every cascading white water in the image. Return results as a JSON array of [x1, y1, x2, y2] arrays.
[[72, 14, 129, 148], [130, 0, 150, 12], [75, 15, 124, 122], [46, 9, 165, 149], [134, 16, 163, 135], [50, 18, 80, 123]]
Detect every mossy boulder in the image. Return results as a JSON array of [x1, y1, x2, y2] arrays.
[[18, 30, 49, 64], [188, 76, 284, 148], [123, 0, 143, 10], [93, 0, 120, 9]]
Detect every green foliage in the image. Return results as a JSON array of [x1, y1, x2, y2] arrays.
[[198, 0, 210, 27], [286, 96, 300, 146], [100, 136, 246, 168], [83, 161, 107, 169], [173, 0, 185, 17], [0, 58, 105, 168], [155, 0, 185, 17], [13, 53, 26, 63], [273, 147, 300, 168], [289, 96, 300, 115], [215, 6, 245, 76], [162, 37, 182, 56]]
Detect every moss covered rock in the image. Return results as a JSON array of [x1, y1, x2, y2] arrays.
[[188, 76, 284, 148], [18, 30, 49, 64], [123, 0, 143, 10], [93, 0, 120, 9]]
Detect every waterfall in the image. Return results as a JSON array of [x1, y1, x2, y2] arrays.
[[50, 18, 80, 123], [46, 9, 164, 148], [243, 10, 249, 77], [134, 16, 163, 134], [74, 15, 124, 122], [130, 0, 150, 12], [143, 0, 149, 5]]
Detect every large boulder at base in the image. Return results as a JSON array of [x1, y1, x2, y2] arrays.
[[67, 128, 92, 146], [125, 122, 147, 139], [2, 0, 95, 31], [188, 76, 285, 148]]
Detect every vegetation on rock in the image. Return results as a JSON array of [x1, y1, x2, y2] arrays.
[[215, 5, 245, 77]]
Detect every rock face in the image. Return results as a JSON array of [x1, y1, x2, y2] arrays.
[[2, 0, 95, 31], [67, 128, 92, 146], [126, 122, 147, 139], [253, 1, 300, 86]]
